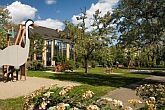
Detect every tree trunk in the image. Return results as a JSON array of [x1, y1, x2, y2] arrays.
[[84, 57, 88, 73]]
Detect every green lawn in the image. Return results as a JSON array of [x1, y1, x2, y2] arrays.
[[0, 97, 23, 110], [0, 67, 153, 109]]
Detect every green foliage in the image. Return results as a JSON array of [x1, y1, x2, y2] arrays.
[[27, 60, 45, 71], [23, 85, 122, 110], [67, 60, 75, 70], [53, 55, 66, 64], [29, 33, 45, 60], [75, 62, 82, 68], [111, 0, 165, 68], [62, 8, 117, 73], [136, 83, 165, 109], [0, 7, 11, 49], [90, 60, 98, 68]]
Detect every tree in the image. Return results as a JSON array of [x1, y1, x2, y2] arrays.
[[29, 33, 45, 61], [74, 9, 115, 73], [0, 7, 11, 49], [112, 0, 165, 67]]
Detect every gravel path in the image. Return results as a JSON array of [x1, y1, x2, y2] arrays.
[[0, 76, 81, 99], [104, 75, 165, 107]]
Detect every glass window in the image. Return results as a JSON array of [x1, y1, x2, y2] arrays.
[[46, 40, 51, 66]]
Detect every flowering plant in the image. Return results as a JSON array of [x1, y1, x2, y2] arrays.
[[23, 84, 126, 110], [23, 83, 164, 110], [136, 83, 165, 109]]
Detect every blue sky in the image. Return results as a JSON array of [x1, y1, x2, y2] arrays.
[[0, 0, 118, 30], [0, 0, 98, 21]]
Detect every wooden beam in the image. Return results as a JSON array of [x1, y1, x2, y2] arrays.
[[19, 29, 26, 46], [15, 25, 22, 45], [2, 66, 4, 80]]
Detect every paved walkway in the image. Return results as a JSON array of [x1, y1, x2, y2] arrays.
[[0, 76, 81, 99], [104, 75, 165, 107]]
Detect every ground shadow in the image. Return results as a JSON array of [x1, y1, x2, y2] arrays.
[[0, 74, 15, 82], [49, 72, 144, 88], [130, 71, 165, 76]]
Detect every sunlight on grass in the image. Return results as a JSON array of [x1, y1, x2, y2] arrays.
[[0, 68, 153, 110], [0, 97, 23, 110]]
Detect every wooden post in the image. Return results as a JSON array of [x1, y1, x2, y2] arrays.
[[20, 64, 26, 80], [24, 63, 26, 80], [2, 66, 4, 80], [15, 25, 22, 45], [19, 29, 26, 45], [20, 65, 22, 80]]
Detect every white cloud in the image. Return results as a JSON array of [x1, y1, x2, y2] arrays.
[[35, 18, 64, 30], [72, 0, 118, 32], [6, 1, 37, 23], [45, 0, 56, 5]]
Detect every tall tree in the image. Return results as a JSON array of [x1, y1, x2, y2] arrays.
[[112, 0, 165, 67], [75, 9, 115, 73], [0, 7, 11, 49]]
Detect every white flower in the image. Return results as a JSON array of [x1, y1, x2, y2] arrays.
[[39, 101, 47, 109], [124, 106, 133, 110], [48, 106, 56, 110], [82, 90, 94, 99], [112, 99, 123, 107], [59, 90, 67, 96], [149, 97, 155, 101], [55, 103, 69, 110], [102, 97, 113, 102], [86, 105, 100, 110], [128, 99, 142, 104], [70, 107, 79, 110], [43, 91, 54, 97]]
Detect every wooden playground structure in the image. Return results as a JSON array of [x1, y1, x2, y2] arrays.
[[1, 25, 27, 81]]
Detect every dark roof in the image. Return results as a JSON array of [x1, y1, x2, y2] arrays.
[[29, 26, 71, 43]]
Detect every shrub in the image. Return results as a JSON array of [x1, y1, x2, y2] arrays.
[[53, 55, 66, 65], [90, 61, 98, 68], [23, 85, 126, 110], [27, 60, 45, 71], [136, 83, 165, 109], [23, 84, 164, 110], [66, 60, 75, 70], [75, 62, 82, 68]]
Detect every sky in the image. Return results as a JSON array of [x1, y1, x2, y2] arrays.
[[0, 0, 118, 31]]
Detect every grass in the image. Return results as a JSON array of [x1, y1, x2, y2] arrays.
[[0, 67, 153, 110], [0, 97, 23, 110], [27, 70, 55, 78]]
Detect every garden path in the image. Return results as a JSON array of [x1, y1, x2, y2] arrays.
[[104, 75, 165, 107], [0, 76, 81, 99]]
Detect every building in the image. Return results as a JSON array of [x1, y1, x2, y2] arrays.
[[30, 26, 74, 67]]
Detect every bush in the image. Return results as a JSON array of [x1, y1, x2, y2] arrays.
[[27, 60, 45, 71], [75, 62, 82, 68], [67, 60, 75, 70], [23, 84, 164, 110], [90, 61, 98, 68], [136, 83, 165, 109], [53, 55, 66, 65], [23, 85, 125, 110]]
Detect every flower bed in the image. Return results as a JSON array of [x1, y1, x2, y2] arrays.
[[23, 83, 165, 110]]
